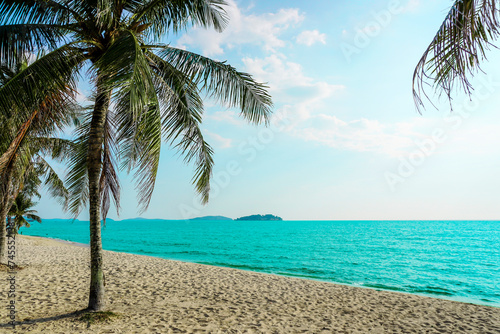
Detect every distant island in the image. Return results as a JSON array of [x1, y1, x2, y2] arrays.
[[189, 216, 233, 221], [51, 215, 283, 222], [235, 214, 282, 221]]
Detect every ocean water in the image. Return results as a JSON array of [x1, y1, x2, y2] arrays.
[[20, 219, 500, 307]]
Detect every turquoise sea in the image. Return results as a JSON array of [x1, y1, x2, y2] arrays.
[[20, 219, 499, 307]]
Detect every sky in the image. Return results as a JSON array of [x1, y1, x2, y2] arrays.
[[35, 0, 500, 220]]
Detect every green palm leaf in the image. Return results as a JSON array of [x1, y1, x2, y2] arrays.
[[156, 46, 273, 124], [413, 0, 500, 110], [0, 82, 79, 177], [0, 24, 71, 67], [146, 51, 214, 202], [100, 109, 120, 222], [96, 30, 157, 116], [96, 30, 161, 211], [0, 0, 78, 25], [34, 155, 69, 207], [0, 45, 85, 120], [130, 0, 228, 39], [25, 213, 42, 223], [66, 104, 121, 220]]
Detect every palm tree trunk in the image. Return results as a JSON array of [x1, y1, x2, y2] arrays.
[[0, 110, 40, 264], [87, 83, 110, 311], [0, 165, 15, 264], [0, 108, 38, 174], [0, 202, 8, 264]]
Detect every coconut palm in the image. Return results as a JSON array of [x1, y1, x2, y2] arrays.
[[0, 55, 77, 264], [0, 52, 74, 168], [0, 0, 273, 311], [413, 0, 500, 110], [0, 132, 73, 262], [8, 191, 42, 234]]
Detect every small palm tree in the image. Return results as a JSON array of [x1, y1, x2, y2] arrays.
[[413, 0, 500, 109], [8, 192, 42, 235], [0, 1, 273, 311], [0, 136, 72, 263]]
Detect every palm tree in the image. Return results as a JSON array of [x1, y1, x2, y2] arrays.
[[413, 0, 500, 110], [8, 192, 42, 235], [0, 1, 273, 311], [0, 54, 76, 264], [0, 132, 73, 262]]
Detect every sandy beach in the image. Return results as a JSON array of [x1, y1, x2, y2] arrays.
[[0, 236, 498, 333]]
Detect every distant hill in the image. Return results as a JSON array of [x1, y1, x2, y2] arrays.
[[235, 214, 282, 221], [189, 216, 233, 221]]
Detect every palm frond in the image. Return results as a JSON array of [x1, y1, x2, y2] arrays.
[[96, 0, 118, 30], [31, 136, 76, 160], [130, 0, 229, 39], [66, 101, 121, 220], [96, 30, 156, 116], [25, 213, 41, 223], [95, 30, 161, 211], [0, 44, 85, 120], [116, 101, 161, 212], [14, 216, 29, 229], [100, 109, 120, 222], [0, 86, 79, 177], [8, 190, 42, 231], [156, 46, 273, 124], [413, 0, 500, 111], [35, 156, 68, 207], [0, 0, 78, 25], [30, 91, 82, 137], [0, 24, 71, 68], [19, 162, 41, 199], [66, 113, 91, 217], [148, 51, 214, 203], [0, 108, 39, 175], [175, 124, 214, 204]]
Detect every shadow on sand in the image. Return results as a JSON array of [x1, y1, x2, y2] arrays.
[[0, 309, 88, 329]]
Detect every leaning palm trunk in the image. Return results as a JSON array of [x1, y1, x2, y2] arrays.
[[0, 113, 37, 263], [87, 84, 110, 311], [0, 109, 38, 174]]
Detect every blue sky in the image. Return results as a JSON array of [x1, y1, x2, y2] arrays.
[[36, 0, 500, 220]]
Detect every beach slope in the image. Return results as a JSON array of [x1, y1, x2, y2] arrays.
[[0, 236, 498, 333]]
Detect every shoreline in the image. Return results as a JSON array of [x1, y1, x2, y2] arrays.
[[0, 235, 498, 333], [20, 234, 90, 248], [18, 235, 500, 309]]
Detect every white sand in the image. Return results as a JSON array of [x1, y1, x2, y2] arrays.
[[0, 235, 498, 333]]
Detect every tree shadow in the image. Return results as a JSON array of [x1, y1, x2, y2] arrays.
[[0, 263, 24, 271], [0, 309, 88, 329]]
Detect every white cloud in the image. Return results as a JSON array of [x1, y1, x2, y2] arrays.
[[176, 0, 303, 56], [283, 109, 500, 157], [290, 116, 431, 156], [296, 30, 327, 46], [238, 54, 438, 157], [242, 54, 343, 97], [242, 55, 344, 121], [205, 130, 233, 149], [401, 0, 421, 13], [205, 110, 244, 126]]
